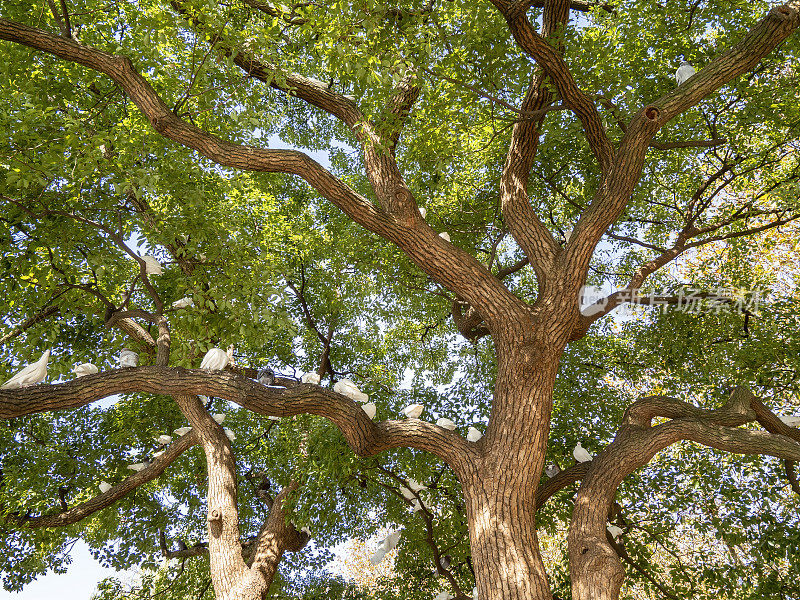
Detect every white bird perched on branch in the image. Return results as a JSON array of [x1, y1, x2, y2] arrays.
[[152, 450, 165, 459], [171, 297, 194, 309], [1, 350, 51, 389], [301, 372, 320, 384], [200, 347, 229, 370], [72, 363, 98, 378], [436, 417, 456, 431], [128, 462, 150, 472], [141, 255, 163, 275], [399, 486, 416, 500], [419, 207, 427, 219], [155, 434, 172, 445], [780, 415, 800, 427], [361, 402, 377, 420], [545, 464, 561, 478], [224, 428, 235, 442], [174, 426, 192, 436], [212, 413, 225, 424], [467, 427, 483, 442], [407, 479, 427, 493], [98, 481, 112, 494], [573, 442, 593, 463], [267, 415, 281, 421], [434, 592, 454, 600], [607, 525, 624, 539], [675, 60, 696, 86], [402, 404, 424, 419], [333, 378, 369, 402], [119, 349, 138, 368], [439, 232, 451, 242]]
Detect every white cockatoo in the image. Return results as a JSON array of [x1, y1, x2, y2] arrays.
[[361, 402, 377, 420], [301, 372, 321, 384], [419, 207, 427, 219], [1, 350, 51, 389], [98, 481, 112, 494], [402, 404, 424, 419], [545, 464, 561, 478], [174, 426, 192, 436], [267, 415, 281, 421], [410, 498, 425, 512], [473, 586, 478, 600], [141, 255, 163, 275], [607, 525, 624, 539], [212, 413, 225, 424], [152, 450, 165, 459], [467, 427, 483, 442], [407, 479, 427, 493], [675, 60, 696, 86], [434, 592, 455, 600], [119, 349, 138, 368], [155, 434, 172, 445], [171, 297, 194, 309], [128, 462, 149, 472], [200, 347, 229, 370], [399, 486, 416, 500], [573, 442, 593, 463], [72, 363, 99, 378], [224, 428, 236, 442], [436, 417, 457, 431], [439, 232, 451, 242], [779, 415, 800, 427], [333, 378, 369, 402]]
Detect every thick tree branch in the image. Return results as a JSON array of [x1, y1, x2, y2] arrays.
[[0, 367, 474, 471], [233, 482, 309, 596], [494, 0, 575, 289], [568, 387, 800, 600], [562, 2, 800, 298], [0, 18, 529, 339], [491, 2, 615, 173], [172, 393, 247, 597], [651, 3, 800, 126]]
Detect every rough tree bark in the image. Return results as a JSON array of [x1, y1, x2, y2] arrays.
[[1, 0, 800, 599]]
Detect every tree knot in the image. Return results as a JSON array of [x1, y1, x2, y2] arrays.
[[645, 106, 660, 121], [771, 5, 792, 19], [207, 508, 222, 523], [151, 113, 171, 133]]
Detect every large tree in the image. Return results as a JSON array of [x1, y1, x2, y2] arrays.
[[1, 0, 800, 598]]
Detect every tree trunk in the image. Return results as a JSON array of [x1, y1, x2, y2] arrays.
[[462, 333, 565, 600], [464, 478, 553, 600]]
